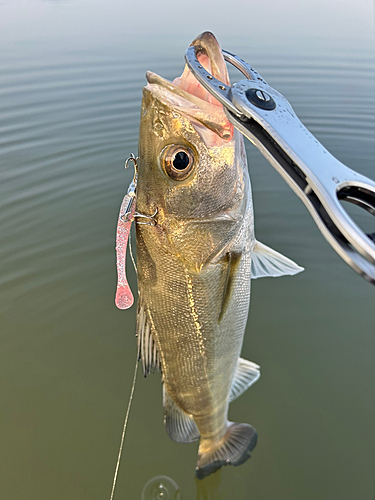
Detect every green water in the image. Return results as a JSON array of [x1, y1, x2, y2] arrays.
[[1, 1, 375, 498]]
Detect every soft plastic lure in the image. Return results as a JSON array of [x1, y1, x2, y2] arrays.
[[115, 156, 137, 310]]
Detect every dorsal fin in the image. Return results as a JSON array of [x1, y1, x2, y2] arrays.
[[136, 303, 161, 377]]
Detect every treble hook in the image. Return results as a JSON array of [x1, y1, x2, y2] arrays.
[[119, 153, 139, 220], [134, 208, 158, 226], [121, 208, 158, 225], [125, 153, 138, 185], [122, 154, 158, 226]]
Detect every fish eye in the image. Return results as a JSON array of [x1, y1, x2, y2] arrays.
[[173, 151, 190, 170], [160, 145, 195, 181]]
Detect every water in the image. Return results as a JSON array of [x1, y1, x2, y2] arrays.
[[1, 1, 375, 499]]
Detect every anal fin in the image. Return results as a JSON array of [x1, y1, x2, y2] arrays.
[[163, 385, 199, 443], [229, 357, 261, 402]]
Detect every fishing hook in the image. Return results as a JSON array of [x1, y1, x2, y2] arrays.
[[134, 208, 158, 226], [121, 208, 158, 226], [125, 153, 138, 179]]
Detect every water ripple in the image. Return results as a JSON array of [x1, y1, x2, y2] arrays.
[[1, 45, 374, 309]]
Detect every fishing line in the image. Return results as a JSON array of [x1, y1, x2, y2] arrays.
[[129, 229, 137, 274], [109, 353, 138, 500], [109, 153, 139, 499]]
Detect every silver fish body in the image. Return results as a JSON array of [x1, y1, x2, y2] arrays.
[[134, 32, 303, 478]]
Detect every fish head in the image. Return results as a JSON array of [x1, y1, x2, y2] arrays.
[[137, 32, 251, 270]]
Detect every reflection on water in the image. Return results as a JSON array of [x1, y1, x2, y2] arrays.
[[142, 475, 181, 500], [141, 469, 223, 499], [195, 470, 222, 500], [0, 0, 375, 499]]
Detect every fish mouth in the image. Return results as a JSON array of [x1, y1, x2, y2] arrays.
[[172, 31, 230, 107], [145, 32, 233, 142]]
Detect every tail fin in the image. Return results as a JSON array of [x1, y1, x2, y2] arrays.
[[196, 422, 257, 479]]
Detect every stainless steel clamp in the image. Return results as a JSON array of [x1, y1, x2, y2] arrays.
[[186, 46, 375, 284]]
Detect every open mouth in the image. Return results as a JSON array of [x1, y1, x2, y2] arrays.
[[172, 32, 230, 108], [145, 32, 233, 142]]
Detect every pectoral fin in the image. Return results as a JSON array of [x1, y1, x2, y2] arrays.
[[218, 251, 242, 321], [163, 386, 200, 443], [251, 241, 304, 279], [229, 358, 261, 402]]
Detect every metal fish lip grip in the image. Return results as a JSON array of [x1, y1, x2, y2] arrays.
[[186, 45, 375, 284]]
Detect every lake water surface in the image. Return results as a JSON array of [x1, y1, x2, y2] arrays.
[[1, 1, 375, 499]]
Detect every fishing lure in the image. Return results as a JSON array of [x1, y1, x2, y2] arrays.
[[115, 154, 137, 310]]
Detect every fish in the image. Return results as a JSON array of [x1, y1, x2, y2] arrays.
[[122, 31, 303, 479]]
